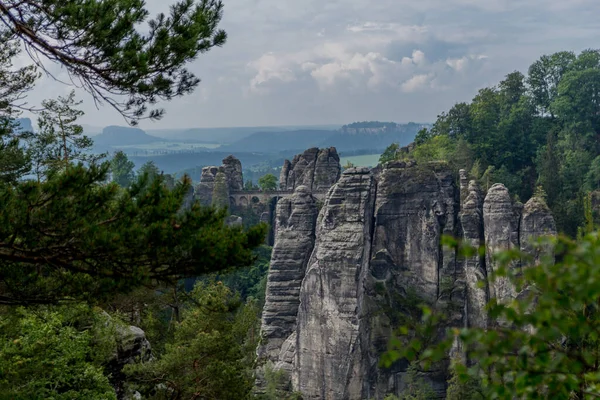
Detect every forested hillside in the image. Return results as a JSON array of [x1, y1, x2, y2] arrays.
[[394, 49, 600, 236]]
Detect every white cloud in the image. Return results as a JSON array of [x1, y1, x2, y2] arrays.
[[400, 74, 432, 92], [247, 52, 298, 93]]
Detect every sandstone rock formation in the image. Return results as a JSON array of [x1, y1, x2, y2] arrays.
[[195, 166, 219, 206], [101, 313, 152, 399], [520, 196, 556, 263], [483, 183, 522, 303], [256, 186, 318, 384], [257, 159, 557, 400], [222, 155, 244, 192], [459, 171, 488, 329], [194, 155, 244, 207], [279, 147, 341, 191]]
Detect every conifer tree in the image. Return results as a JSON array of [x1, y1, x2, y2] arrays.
[[0, 0, 227, 123]]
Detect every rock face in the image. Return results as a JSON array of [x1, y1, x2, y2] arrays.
[[279, 147, 341, 191], [483, 184, 522, 303], [256, 186, 319, 384], [102, 313, 152, 400], [195, 166, 219, 206], [222, 155, 244, 192], [459, 171, 488, 329], [194, 155, 244, 206], [295, 167, 376, 399], [257, 160, 557, 400], [520, 196, 556, 263]]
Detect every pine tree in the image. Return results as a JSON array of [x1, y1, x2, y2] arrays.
[[110, 151, 135, 188], [29, 90, 99, 180], [0, 0, 227, 123]]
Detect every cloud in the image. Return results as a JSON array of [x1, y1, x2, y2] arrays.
[[401, 74, 432, 92], [16, 0, 600, 129]]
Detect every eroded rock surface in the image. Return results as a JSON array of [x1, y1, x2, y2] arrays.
[[222, 155, 244, 192], [483, 183, 522, 303], [520, 196, 557, 263], [257, 157, 556, 400], [194, 155, 244, 206], [256, 186, 319, 383], [279, 147, 341, 191], [295, 167, 376, 399]]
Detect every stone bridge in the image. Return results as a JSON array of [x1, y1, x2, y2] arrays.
[[229, 189, 328, 207]]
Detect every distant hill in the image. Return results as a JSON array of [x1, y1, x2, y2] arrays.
[[92, 125, 165, 151], [320, 122, 429, 151], [219, 130, 335, 152], [218, 122, 429, 154], [146, 125, 342, 144]]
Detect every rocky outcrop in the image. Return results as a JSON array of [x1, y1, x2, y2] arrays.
[[483, 184, 522, 303], [101, 313, 152, 399], [279, 147, 341, 191], [459, 171, 488, 329], [295, 167, 376, 399], [195, 166, 219, 206], [520, 196, 557, 263], [194, 155, 244, 206], [256, 186, 319, 384], [222, 155, 244, 192], [258, 158, 557, 400]]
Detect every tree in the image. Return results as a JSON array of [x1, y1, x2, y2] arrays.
[[0, 304, 117, 399], [393, 233, 600, 399], [0, 165, 266, 305], [137, 160, 160, 182], [379, 143, 400, 164], [0, 0, 266, 309], [0, 0, 227, 123], [125, 281, 260, 399], [29, 90, 98, 180], [244, 179, 258, 191], [110, 150, 135, 187], [258, 173, 278, 191], [343, 160, 355, 169]]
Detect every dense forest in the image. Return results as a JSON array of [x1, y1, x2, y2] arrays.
[[382, 49, 600, 237]]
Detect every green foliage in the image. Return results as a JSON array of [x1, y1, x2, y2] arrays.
[[0, 162, 267, 305], [0, 0, 227, 122], [390, 233, 600, 399], [379, 143, 400, 164], [259, 361, 304, 400], [110, 150, 135, 187], [397, 362, 436, 400], [258, 173, 278, 191], [125, 280, 260, 399], [342, 160, 355, 169], [413, 49, 600, 235], [215, 245, 272, 305], [411, 134, 455, 164], [138, 160, 160, 182], [244, 179, 259, 190], [0, 304, 117, 399], [445, 359, 484, 400]]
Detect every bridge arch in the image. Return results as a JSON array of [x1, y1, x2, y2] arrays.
[[239, 196, 248, 207]]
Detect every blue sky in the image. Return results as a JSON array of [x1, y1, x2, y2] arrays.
[[23, 0, 600, 129]]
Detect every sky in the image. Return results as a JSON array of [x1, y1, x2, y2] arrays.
[[21, 0, 600, 130]]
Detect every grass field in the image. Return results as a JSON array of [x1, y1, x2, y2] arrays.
[[340, 154, 381, 168]]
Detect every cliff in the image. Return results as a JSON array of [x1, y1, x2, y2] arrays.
[[257, 162, 556, 399], [279, 147, 341, 191], [194, 155, 244, 207]]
